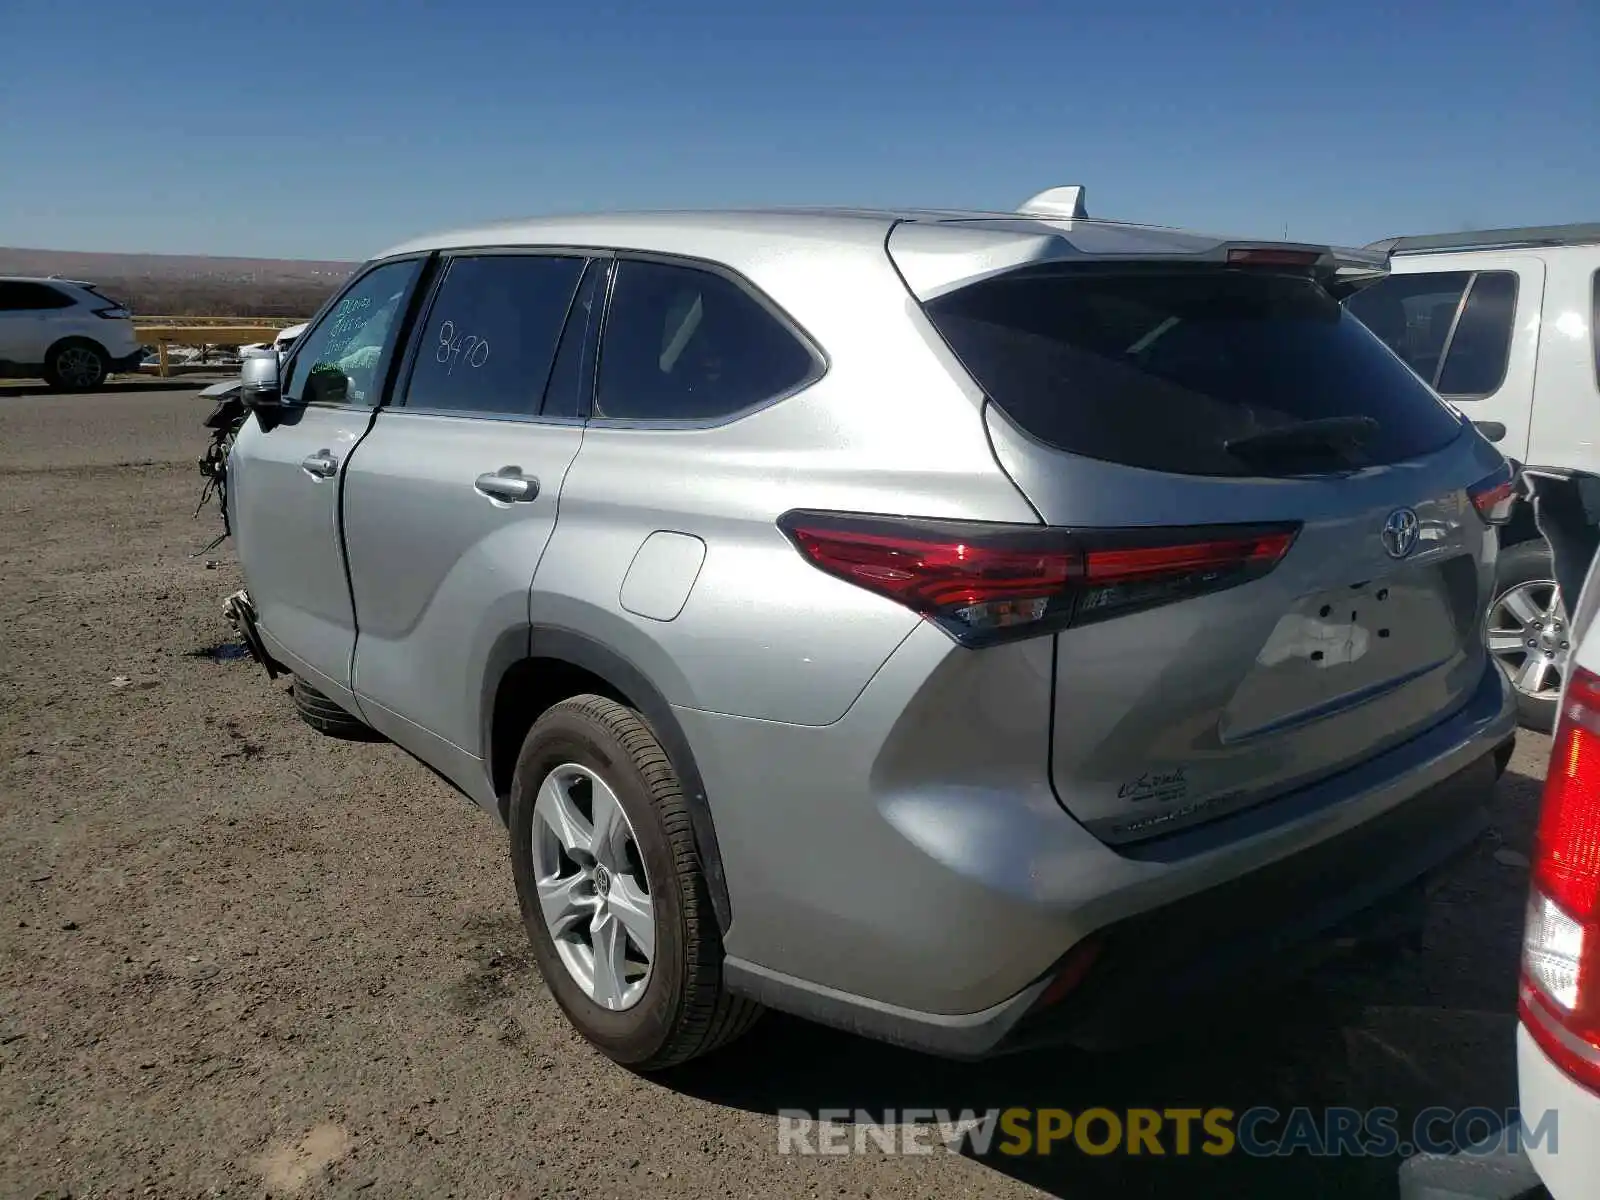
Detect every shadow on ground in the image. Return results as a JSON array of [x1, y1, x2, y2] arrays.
[[668, 761, 1549, 1200]]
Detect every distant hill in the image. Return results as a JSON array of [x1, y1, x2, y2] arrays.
[[0, 247, 356, 319]]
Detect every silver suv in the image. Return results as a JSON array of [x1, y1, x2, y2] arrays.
[[225, 192, 1519, 1068]]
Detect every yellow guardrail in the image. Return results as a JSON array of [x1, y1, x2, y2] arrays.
[[134, 317, 310, 377]]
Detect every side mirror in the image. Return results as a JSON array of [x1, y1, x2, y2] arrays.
[[240, 354, 287, 429]]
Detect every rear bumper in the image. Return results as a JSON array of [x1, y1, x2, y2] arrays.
[[1003, 751, 1493, 1053], [715, 650, 1514, 1058], [109, 349, 146, 373], [1516, 1024, 1600, 1199]]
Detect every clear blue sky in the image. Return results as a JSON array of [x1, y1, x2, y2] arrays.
[[2, 0, 1594, 260]]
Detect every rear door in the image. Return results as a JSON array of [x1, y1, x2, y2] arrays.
[[0, 280, 75, 363], [1346, 255, 1543, 462], [229, 256, 427, 706], [341, 251, 604, 796], [916, 260, 1510, 843]]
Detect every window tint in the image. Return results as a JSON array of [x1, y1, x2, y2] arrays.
[[401, 255, 585, 417], [926, 267, 1464, 478], [541, 260, 607, 419], [1436, 272, 1517, 395], [283, 259, 423, 407], [0, 281, 75, 311], [596, 260, 816, 421], [1345, 270, 1518, 397]]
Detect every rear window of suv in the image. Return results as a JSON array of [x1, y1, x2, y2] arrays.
[[924, 266, 1465, 477]]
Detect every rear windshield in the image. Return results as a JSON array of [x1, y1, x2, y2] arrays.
[[924, 267, 1465, 477]]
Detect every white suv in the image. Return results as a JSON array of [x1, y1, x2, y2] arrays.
[[1345, 224, 1600, 731], [0, 276, 144, 390]]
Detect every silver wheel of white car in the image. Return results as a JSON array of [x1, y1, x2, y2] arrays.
[[1489, 579, 1568, 702], [531, 762, 655, 1011]]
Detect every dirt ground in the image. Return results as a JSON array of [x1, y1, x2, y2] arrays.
[[0, 380, 1555, 1199]]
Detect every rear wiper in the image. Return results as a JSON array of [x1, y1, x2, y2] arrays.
[[1224, 416, 1379, 464]]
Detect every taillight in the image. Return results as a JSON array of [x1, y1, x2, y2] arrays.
[[1519, 665, 1600, 1094], [1468, 465, 1517, 525], [777, 511, 1298, 647], [94, 305, 131, 319], [1226, 247, 1322, 268]]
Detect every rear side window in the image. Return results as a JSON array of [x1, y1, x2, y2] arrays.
[[401, 254, 586, 417], [1345, 270, 1519, 397], [595, 259, 817, 421], [925, 267, 1464, 478], [0, 281, 75, 311]]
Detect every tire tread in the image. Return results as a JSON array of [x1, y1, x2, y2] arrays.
[[535, 694, 760, 1068], [291, 676, 381, 741]]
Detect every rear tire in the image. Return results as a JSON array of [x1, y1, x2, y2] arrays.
[[508, 694, 760, 1070], [1488, 540, 1567, 734], [43, 339, 108, 391], [291, 676, 381, 741]]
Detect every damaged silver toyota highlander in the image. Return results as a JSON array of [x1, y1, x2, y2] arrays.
[[215, 187, 1519, 1068]]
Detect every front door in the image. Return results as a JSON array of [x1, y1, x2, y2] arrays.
[[229, 256, 428, 706], [341, 252, 604, 802]]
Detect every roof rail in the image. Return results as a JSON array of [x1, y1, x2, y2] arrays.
[[1366, 222, 1600, 255], [1017, 185, 1087, 220]]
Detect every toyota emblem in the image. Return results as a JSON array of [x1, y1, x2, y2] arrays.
[[1381, 508, 1420, 560]]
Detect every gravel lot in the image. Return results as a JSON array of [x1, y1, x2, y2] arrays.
[[0, 380, 1554, 1199]]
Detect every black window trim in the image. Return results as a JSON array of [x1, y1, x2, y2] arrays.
[[280, 251, 436, 412], [1430, 269, 1520, 401], [384, 245, 606, 426], [1591, 267, 1600, 396], [588, 249, 830, 431]]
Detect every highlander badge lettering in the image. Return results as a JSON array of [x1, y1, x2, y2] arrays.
[[1117, 766, 1188, 804]]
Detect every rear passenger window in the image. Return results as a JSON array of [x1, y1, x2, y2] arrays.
[[402, 255, 586, 417], [595, 260, 816, 421], [926, 267, 1465, 478], [1345, 270, 1518, 397], [0, 282, 75, 311], [1436, 272, 1517, 395]]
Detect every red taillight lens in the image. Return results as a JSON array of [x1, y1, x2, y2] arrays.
[[1520, 666, 1600, 1094], [1468, 466, 1517, 525], [778, 511, 1298, 647]]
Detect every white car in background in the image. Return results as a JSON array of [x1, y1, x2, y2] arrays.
[[0, 275, 144, 390], [1346, 224, 1600, 732], [239, 322, 307, 361]]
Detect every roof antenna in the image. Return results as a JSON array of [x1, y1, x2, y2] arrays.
[[1017, 186, 1088, 220]]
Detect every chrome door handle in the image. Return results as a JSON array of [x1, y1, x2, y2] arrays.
[[301, 450, 339, 479], [474, 468, 539, 503]]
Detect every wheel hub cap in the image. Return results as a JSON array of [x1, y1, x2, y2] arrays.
[[530, 763, 654, 1011], [1487, 579, 1568, 701]]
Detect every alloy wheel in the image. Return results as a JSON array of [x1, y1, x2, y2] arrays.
[[57, 346, 103, 388], [1488, 579, 1569, 702], [530, 763, 655, 1010]]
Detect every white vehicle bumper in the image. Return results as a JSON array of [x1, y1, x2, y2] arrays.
[[1518, 1023, 1600, 1199]]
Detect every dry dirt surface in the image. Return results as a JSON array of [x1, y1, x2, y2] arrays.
[[0, 381, 1556, 1200]]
